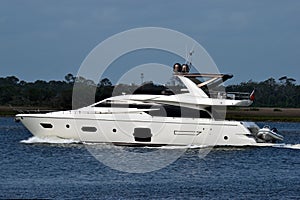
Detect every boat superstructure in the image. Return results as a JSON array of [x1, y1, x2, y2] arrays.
[[15, 63, 283, 146]]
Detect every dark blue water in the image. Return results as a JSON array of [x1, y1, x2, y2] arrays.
[[1, 118, 299, 199]]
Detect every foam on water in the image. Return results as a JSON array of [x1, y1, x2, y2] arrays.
[[82, 143, 209, 149], [149, 143, 300, 150], [20, 136, 81, 144], [148, 144, 210, 149], [272, 143, 300, 150], [20, 136, 300, 150]]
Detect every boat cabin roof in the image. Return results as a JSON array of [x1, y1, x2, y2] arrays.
[[175, 73, 233, 89], [178, 73, 233, 81]]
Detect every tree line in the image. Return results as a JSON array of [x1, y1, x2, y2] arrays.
[[226, 76, 300, 107], [0, 74, 299, 109], [0, 74, 113, 110]]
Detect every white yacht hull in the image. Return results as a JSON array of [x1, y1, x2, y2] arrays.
[[16, 112, 258, 146]]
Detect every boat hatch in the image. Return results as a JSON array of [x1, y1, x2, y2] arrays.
[[133, 128, 152, 142]]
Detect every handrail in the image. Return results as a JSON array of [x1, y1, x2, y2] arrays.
[[209, 91, 250, 100]]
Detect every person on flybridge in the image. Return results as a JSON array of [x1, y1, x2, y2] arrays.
[[173, 63, 190, 73]]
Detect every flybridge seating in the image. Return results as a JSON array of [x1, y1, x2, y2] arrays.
[[173, 63, 251, 100]]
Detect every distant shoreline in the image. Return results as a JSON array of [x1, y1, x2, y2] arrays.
[[1, 106, 300, 122], [0, 106, 58, 117], [226, 107, 300, 122]]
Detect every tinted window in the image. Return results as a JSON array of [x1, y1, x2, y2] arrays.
[[40, 123, 53, 129], [81, 126, 97, 132], [147, 105, 211, 119], [94, 102, 211, 119], [94, 102, 152, 109]]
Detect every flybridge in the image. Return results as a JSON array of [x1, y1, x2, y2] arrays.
[[178, 73, 233, 88], [179, 73, 233, 80], [172, 63, 252, 101]]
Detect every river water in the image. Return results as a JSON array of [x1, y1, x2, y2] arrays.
[[1, 117, 299, 199]]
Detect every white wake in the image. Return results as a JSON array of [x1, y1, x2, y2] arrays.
[[148, 144, 210, 149], [20, 137, 300, 150], [20, 136, 81, 144], [272, 144, 300, 150]]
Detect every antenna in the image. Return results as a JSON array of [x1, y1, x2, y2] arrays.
[[140, 73, 144, 84], [185, 45, 188, 64], [185, 44, 195, 65], [188, 49, 194, 65]]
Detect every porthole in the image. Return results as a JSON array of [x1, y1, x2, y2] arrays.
[[66, 124, 70, 128], [40, 123, 53, 129], [81, 126, 97, 132], [224, 136, 228, 140], [112, 128, 117, 133]]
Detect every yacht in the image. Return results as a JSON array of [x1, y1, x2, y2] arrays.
[[15, 63, 283, 146]]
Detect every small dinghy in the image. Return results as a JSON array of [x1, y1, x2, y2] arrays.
[[257, 125, 284, 143]]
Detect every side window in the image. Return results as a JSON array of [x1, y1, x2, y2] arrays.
[[200, 110, 211, 119], [146, 105, 211, 119]]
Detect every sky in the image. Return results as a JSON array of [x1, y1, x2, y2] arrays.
[[0, 0, 299, 85]]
